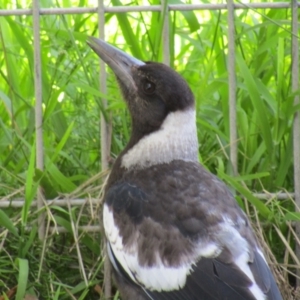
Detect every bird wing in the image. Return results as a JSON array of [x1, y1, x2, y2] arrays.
[[103, 163, 282, 300]]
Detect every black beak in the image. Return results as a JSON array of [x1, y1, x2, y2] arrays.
[[87, 37, 145, 91]]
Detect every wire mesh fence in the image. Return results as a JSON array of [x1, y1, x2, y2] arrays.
[[1, 1, 300, 298]]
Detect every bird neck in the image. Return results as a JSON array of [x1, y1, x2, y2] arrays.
[[120, 108, 199, 170]]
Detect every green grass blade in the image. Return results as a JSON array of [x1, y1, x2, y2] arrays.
[[168, 0, 200, 32], [15, 258, 29, 300], [236, 52, 273, 157], [47, 162, 77, 193], [19, 225, 38, 258], [233, 172, 270, 182], [50, 121, 74, 163], [111, 0, 143, 60], [218, 170, 271, 219], [0, 209, 18, 236], [22, 140, 39, 225], [152, 0, 167, 61], [285, 212, 300, 222]]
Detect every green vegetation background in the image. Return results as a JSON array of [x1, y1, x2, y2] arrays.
[[0, 0, 299, 299]]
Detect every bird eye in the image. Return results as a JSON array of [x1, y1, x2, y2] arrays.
[[143, 80, 156, 94]]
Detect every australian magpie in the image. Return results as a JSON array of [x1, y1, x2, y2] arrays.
[[87, 37, 283, 300]]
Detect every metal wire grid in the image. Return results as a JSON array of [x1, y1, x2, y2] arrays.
[[0, 1, 299, 239]]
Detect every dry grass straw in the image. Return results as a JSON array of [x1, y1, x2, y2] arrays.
[[0, 170, 109, 298], [251, 192, 300, 300]]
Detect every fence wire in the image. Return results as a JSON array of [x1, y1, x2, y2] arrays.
[[0, 1, 299, 239], [0, 2, 299, 16]]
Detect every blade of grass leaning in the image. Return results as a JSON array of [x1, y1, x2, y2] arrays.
[[32, 121, 75, 197], [236, 52, 273, 157], [43, 88, 61, 122], [75, 81, 117, 121], [58, 11, 92, 88], [232, 172, 270, 181], [236, 107, 249, 169], [81, 234, 101, 254], [168, 0, 200, 32], [71, 281, 89, 297], [285, 212, 300, 222], [275, 37, 284, 143], [19, 225, 38, 258], [169, 9, 175, 68], [152, 0, 167, 61], [49, 121, 74, 163], [111, 0, 143, 60], [34, 169, 58, 199], [113, 291, 120, 300], [254, 80, 276, 116], [53, 285, 61, 300], [4, 16, 34, 85], [218, 170, 271, 219], [54, 215, 72, 232], [47, 161, 77, 193], [48, 104, 70, 143], [0, 209, 18, 236], [145, 0, 160, 60], [15, 258, 29, 300], [22, 140, 39, 225], [275, 132, 293, 187], [246, 141, 266, 175], [0, 89, 12, 115]]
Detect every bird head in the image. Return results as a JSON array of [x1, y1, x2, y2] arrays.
[[88, 38, 194, 135], [87, 37, 198, 169]]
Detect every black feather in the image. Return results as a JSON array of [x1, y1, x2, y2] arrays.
[[106, 182, 148, 224]]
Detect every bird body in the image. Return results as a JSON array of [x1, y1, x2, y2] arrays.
[[87, 37, 283, 300]]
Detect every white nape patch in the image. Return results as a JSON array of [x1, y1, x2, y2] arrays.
[[103, 204, 193, 291], [121, 108, 199, 169], [217, 223, 266, 300]]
